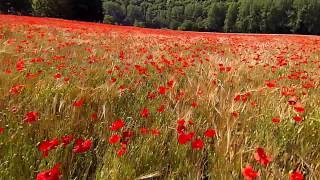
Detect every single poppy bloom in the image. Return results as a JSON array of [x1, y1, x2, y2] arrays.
[[38, 138, 60, 157], [122, 130, 134, 139], [110, 120, 125, 131], [293, 116, 303, 122], [191, 102, 198, 108], [90, 113, 97, 120], [254, 147, 272, 166], [117, 148, 127, 157], [147, 92, 157, 99], [242, 165, 260, 180], [9, 84, 25, 95], [139, 127, 149, 134], [16, 60, 25, 72], [177, 119, 185, 126], [265, 81, 277, 89], [73, 99, 84, 107], [4, 69, 12, 74], [178, 132, 194, 144], [24, 111, 39, 123], [0, 127, 4, 134], [111, 77, 117, 83], [158, 86, 166, 95], [61, 135, 73, 147], [140, 108, 150, 118], [294, 103, 305, 113], [191, 138, 204, 150], [54, 73, 62, 79], [231, 111, 239, 118], [64, 77, 70, 82], [72, 138, 92, 154], [234, 94, 241, 102], [150, 129, 160, 136], [204, 129, 216, 138], [288, 96, 298, 105], [36, 163, 61, 180], [157, 105, 165, 113], [272, 117, 281, 123], [109, 134, 121, 144], [167, 80, 175, 88], [289, 170, 304, 180]]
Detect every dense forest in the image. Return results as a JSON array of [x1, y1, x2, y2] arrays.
[[1, 0, 320, 35]]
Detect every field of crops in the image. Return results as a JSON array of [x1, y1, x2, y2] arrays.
[[0, 15, 319, 180]]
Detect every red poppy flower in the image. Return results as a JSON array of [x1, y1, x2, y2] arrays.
[[157, 105, 165, 113], [177, 119, 185, 126], [117, 148, 127, 157], [122, 130, 134, 139], [54, 73, 62, 79], [109, 134, 121, 144], [178, 132, 194, 144], [293, 116, 303, 122], [191, 102, 198, 108], [4, 69, 12, 74], [242, 165, 260, 180], [139, 127, 149, 134], [150, 129, 160, 136], [272, 117, 281, 123], [90, 113, 97, 120], [16, 60, 25, 72], [140, 108, 150, 118], [72, 138, 92, 154], [191, 138, 204, 150], [176, 119, 186, 134], [36, 163, 61, 180], [254, 147, 272, 166], [0, 127, 4, 134], [110, 120, 125, 131], [73, 99, 84, 107], [24, 111, 39, 123], [204, 129, 216, 138], [61, 135, 73, 147], [158, 86, 167, 95], [289, 170, 304, 180], [111, 77, 117, 83], [9, 84, 25, 95], [288, 96, 298, 105], [294, 103, 305, 113], [147, 92, 157, 99], [38, 138, 60, 157], [234, 94, 241, 102], [265, 81, 277, 89], [231, 111, 239, 118], [167, 80, 175, 88]]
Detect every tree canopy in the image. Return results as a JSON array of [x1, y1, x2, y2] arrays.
[[1, 0, 320, 35]]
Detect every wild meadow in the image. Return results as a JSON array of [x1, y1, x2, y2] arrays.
[[0, 15, 319, 180]]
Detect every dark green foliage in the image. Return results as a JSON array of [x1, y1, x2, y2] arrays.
[[32, 0, 75, 19], [1, 0, 320, 35], [207, 2, 227, 32], [224, 2, 239, 33], [0, 0, 32, 15]]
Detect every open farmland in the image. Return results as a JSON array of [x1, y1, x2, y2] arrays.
[[0, 15, 320, 179]]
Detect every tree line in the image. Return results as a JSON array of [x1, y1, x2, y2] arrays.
[[1, 0, 320, 35]]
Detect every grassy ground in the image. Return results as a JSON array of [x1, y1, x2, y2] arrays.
[[0, 15, 320, 180]]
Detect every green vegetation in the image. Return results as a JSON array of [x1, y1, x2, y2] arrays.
[[1, 0, 320, 35]]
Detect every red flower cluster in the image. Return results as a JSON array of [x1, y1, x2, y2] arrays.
[[72, 138, 92, 154], [24, 111, 39, 123], [254, 147, 272, 166], [36, 163, 61, 180], [38, 138, 59, 157]]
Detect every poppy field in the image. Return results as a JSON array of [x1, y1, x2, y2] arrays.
[[0, 15, 320, 180]]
